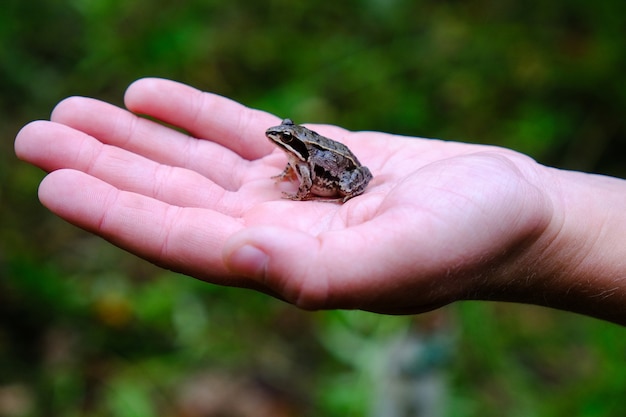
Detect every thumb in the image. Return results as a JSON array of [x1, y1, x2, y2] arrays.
[[223, 226, 330, 309], [222, 223, 456, 314]]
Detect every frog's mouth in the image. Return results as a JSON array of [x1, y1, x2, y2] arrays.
[[267, 132, 309, 161]]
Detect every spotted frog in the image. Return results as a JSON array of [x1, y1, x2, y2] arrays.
[[265, 119, 372, 202]]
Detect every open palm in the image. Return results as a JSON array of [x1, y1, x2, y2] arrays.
[[15, 78, 553, 314]]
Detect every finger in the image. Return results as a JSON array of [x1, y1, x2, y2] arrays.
[[50, 96, 249, 190], [38, 169, 261, 289], [15, 121, 248, 213], [124, 78, 279, 160]]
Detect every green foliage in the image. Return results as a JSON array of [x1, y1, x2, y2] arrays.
[[1, 0, 625, 416]]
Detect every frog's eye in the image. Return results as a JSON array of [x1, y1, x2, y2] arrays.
[[282, 132, 294, 142]]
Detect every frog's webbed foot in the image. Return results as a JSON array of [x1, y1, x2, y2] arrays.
[[281, 191, 304, 200], [281, 191, 343, 203], [281, 187, 311, 201]]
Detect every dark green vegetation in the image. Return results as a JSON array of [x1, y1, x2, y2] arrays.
[[1, 0, 625, 415]]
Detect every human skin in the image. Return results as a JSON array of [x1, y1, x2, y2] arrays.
[[14, 78, 626, 325]]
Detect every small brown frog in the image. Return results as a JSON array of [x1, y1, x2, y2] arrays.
[[265, 119, 372, 202]]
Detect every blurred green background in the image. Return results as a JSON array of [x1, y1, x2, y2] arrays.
[[1, 0, 625, 416]]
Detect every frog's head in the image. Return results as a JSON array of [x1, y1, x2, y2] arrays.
[[265, 118, 309, 161]]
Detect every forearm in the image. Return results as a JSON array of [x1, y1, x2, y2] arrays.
[[498, 167, 626, 325]]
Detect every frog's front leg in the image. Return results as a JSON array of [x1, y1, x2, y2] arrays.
[[284, 162, 314, 200], [272, 163, 297, 182]]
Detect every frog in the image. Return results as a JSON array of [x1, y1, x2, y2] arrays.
[[265, 119, 373, 202]]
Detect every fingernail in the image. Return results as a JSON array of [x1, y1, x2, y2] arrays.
[[226, 244, 268, 279]]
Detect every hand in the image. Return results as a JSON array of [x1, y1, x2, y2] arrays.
[[12, 78, 562, 314]]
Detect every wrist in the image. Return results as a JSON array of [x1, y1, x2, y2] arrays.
[[498, 167, 626, 325]]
